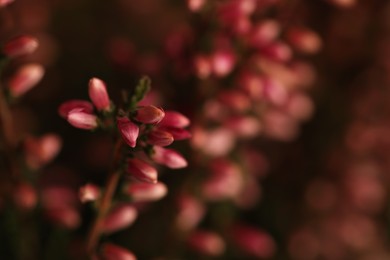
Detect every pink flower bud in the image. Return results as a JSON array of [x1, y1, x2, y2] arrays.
[[8, 63, 44, 97], [176, 194, 205, 231], [24, 134, 62, 169], [211, 50, 236, 77], [187, 0, 205, 12], [231, 224, 276, 258], [3, 35, 39, 58], [147, 130, 174, 146], [58, 100, 94, 118], [117, 117, 139, 148], [127, 158, 158, 183], [125, 182, 167, 202], [159, 111, 190, 128], [88, 77, 111, 111], [160, 127, 192, 140], [100, 243, 137, 260], [188, 230, 225, 256], [194, 55, 212, 79], [285, 93, 314, 121], [14, 183, 37, 210], [261, 41, 292, 62], [79, 183, 100, 203], [134, 105, 165, 124], [225, 116, 262, 138], [262, 77, 288, 106], [152, 146, 188, 169], [287, 27, 322, 54], [249, 20, 280, 48], [202, 159, 243, 201], [218, 90, 251, 112], [67, 110, 98, 130], [45, 207, 81, 229], [0, 0, 14, 8], [103, 204, 138, 234]]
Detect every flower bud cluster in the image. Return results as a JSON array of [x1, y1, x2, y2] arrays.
[[59, 77, 190, 258]]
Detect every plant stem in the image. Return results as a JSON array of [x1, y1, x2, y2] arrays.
[[86, 139, 123, 256]]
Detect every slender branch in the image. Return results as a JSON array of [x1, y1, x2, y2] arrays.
[[86, 138, 124, 255]]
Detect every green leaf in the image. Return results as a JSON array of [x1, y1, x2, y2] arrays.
[[129, 76, 151, 110]]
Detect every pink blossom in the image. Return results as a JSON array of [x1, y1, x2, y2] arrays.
[[134, 105, 165, 124], [117, 117, 139, 148], [159, 127, 192, 140], [202, 159, 243, 201], [79, 183, 100, 203], [67, 110, 98, 130], [125, 182, 167, 202], [100, 243, 137, 260], [187, 0, 205, 12], [231, 224, 276, 258], [88, 77, 111, 111], [7, 63, 44, 97], [159, 111, 190, 128], [3, 35, 39, 58], [14, 182, 37, 210], [127, 158, 158, 183], [211, 50, 236, 77], [58, 100, 94, 118], [249, 20, 280, 48], [176, 194, 205, 231], [287, 27, 322, 54], [194, 55, 212, 79], [24, 134, 62, 169], [103, 204, 138, 234], [0, 0, 14, 8], [147, 129, 174, 146], [152, 146, 187, 169], [187, 230, 225, 256]]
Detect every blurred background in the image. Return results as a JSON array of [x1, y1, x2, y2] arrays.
[[1, 0, 390, 259]]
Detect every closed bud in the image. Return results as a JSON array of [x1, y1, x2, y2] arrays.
[[159, 111, 190, 128], [117, 117, 139, 148], [147, 130, 174, 146], [58, 100, 94, 118], [188, 230, 225, 256], [103, 204, 138, 234], [79, 183, 100, 203], [14, 183, 37, 210], [127, 158, 158, 183], [249, 20, 280, 48], [160, 127, 192, 141], [211, 50, 236, 77], [67, 110, 98, 130], [231, 224, 276, 259], [100, 243, 137, 260], [202, 159, 243, 201], [88, 77, 111, 111], [194, 55, 212, 79], [125, 182, 167, 202], [176, 194, 205, 231], [152, 146, 188, 169], [187, 0, 205, 12], [0, 0, 14, 8], [8, 64, 44, 97], [261, 41, 292, 62], [287, 27, 322, 54], [134, 105, 165, 124], [24, 134, 62, 169], [3, 35, 39, 58]]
